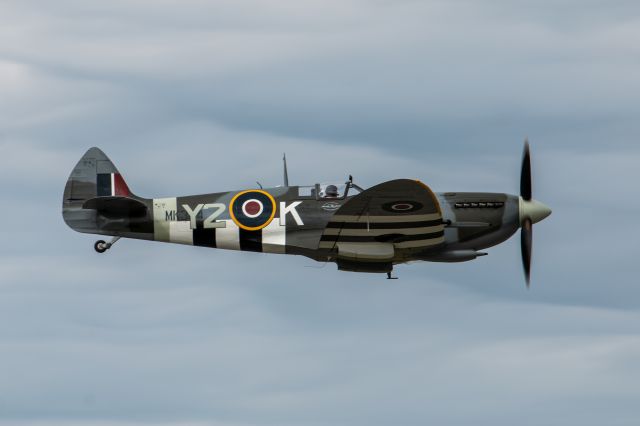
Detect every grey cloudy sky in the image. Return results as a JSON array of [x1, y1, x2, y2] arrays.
[[1, 0, 639, 425]]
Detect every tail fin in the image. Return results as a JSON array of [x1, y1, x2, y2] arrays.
[[62, 147, 144, 235]]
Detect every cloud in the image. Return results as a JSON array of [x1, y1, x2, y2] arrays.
[[1, 252, 639, 424], [3, 0, 639, 151], [0, 0, 639, 425]]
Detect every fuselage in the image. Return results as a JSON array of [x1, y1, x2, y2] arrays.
[[63, 147, 551, 278], [65, 183, 522, 265]]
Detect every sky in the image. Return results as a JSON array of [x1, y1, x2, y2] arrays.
[[1, 0, 639, 425]]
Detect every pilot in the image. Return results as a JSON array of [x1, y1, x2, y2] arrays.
[[325, 184, 339, 198]]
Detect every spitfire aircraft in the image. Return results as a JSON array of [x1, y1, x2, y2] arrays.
[[63, 142, 551, 285]]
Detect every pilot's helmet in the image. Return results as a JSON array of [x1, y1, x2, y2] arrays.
[[325, 185, 339, 197]]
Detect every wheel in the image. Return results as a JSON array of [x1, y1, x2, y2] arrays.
[[94, 240, 108, 253]]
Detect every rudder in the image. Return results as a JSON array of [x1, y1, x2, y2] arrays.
[[62, 147, 140, 234]]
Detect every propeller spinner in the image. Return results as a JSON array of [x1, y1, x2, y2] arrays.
[[518, 140, 552, 287]]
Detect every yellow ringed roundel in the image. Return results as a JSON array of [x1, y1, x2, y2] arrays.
[[229, 189, 277, 231]]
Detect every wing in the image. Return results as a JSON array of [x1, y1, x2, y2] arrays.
[[319, 179, 445, 260]]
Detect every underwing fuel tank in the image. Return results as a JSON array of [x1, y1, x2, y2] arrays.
[[422, 250, 488, 263]]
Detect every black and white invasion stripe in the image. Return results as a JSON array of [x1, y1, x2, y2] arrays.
[[319, 213, 445, 250]]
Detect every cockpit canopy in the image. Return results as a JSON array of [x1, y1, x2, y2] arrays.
[[297, 182, 361, 200]]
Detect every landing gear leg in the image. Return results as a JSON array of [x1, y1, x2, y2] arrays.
[[94, 237, 120, 254], [387, 271, 398, 280]]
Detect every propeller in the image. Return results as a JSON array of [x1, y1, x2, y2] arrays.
[[520, 140, 533, 287], [518, 139, 551, 287]]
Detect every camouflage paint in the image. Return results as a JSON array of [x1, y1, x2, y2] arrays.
[[63, 147, 524, 273]]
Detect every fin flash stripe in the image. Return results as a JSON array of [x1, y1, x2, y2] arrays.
[[97, 173, 130, 197]]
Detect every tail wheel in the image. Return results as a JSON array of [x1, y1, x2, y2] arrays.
[[94, 240, 107, 253]]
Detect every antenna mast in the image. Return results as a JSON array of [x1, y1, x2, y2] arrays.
[[283, 153, 289, 187]]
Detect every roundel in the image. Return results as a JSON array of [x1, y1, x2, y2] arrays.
[[381, 200, 424, 213], [229, 190, 277, 231]]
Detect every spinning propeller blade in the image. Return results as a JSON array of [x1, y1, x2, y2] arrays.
[[521, 218, 533, 287], [521, 140, 532, 286], [518, 139, 550, 288], [521, 139, 532, 201]]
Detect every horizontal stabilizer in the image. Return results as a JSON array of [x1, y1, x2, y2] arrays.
[[82, 196, 148, 217]]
